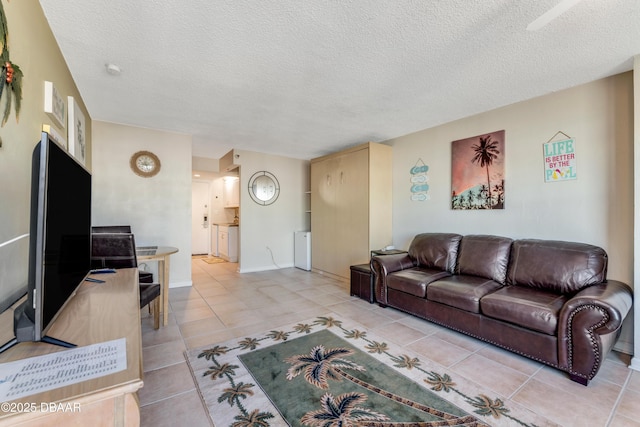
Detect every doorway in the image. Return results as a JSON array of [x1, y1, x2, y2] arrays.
[[191, 181, 211, 255]]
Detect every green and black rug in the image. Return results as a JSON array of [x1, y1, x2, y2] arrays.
[[185, 315, 555, 426]]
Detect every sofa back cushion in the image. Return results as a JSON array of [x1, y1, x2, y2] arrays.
[[507, 239, 608, 294], [455, 235, 513, 284], [408, 233, 462, 273]]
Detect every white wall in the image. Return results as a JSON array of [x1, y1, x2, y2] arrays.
[[91, 121, 193, 287], [233, 150, 310, 272], [387, 72, 634, 352]]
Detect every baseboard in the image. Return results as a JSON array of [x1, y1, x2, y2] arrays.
[[169, 280, 192, 288], [613, 340, 633, 356], [311, 268, 349, 284], [630, 357, 640, 371], [238, 262, 295, 273]]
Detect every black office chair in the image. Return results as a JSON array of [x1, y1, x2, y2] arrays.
[[91, 225, 133, 234], [91, 225, 154, 283], [91, 232, 161, 329]]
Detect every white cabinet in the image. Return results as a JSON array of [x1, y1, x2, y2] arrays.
[[218, 225, 238, 262], [294, 231, 311, 271], [223, 177, 240, 208]]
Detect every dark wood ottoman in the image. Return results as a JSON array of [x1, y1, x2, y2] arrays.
[[350, 263, 373, 303]]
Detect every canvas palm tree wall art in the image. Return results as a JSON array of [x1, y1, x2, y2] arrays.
[[451, 130, 505, 210]]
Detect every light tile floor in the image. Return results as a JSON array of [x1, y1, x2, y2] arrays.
[[138, 258, 640, 427]]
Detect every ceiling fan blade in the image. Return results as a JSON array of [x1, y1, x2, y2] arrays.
[[527, 0, 585, 31]]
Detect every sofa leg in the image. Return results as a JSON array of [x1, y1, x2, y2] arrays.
[[569, 373, 589, 386], [377, 303, 387, 308]]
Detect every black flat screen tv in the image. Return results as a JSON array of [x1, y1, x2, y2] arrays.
[[0, 132, 92, 353]]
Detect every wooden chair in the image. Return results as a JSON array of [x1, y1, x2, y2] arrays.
[[91, 232, 161, 329]]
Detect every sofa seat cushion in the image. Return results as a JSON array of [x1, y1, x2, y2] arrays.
[[427, 275, 504, 313], [387, 267, 451, 298], [480, 286, 568, 335]]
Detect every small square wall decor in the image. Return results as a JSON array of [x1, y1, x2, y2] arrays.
[[543, 137, 576, 182], [43, 81, 66, 129], [67, 96, 86, 165]]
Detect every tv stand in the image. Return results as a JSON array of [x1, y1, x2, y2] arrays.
[[0, 303, 76, 354], [0, 268, 142, 427], [39, 335, 76, 348], [0, 335, 74, 357]]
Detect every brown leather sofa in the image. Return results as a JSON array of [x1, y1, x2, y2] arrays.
[[371, 233, 633, 385]]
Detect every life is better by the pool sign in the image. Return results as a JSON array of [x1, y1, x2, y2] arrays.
[[543, 138, 576, 182]]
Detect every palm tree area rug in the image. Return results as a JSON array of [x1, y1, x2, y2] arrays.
[[184, 315, 556, 427]]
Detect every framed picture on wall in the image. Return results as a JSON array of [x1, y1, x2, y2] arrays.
[[43, 81, 66, 129], [67, 96, 86, 165], [451, 130, 505, 210]]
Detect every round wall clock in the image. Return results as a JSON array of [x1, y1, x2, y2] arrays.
[[248, 171, 280, 205], [130, 151, 161, 178]]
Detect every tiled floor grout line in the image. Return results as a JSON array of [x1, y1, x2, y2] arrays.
[[140, 386, 198, 408], [604, 370, 633, 427]]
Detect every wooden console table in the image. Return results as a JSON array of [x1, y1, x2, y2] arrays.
[[0, 268, 143, 427]]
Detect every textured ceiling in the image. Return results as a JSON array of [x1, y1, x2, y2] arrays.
[[39, 0, 640, 160]]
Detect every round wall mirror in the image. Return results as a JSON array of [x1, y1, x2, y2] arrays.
[[248, 171, 280, 205]]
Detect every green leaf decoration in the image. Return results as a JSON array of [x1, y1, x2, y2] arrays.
[[0, 0, 8, 53], [0, 1, 24, 127], [2, 76, 12, 126]]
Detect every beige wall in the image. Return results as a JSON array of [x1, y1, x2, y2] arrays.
[[631, 57, 640, 370], [0, 0, 91, 304], [387, 71, 634, 352], [233, 150, 310, 273], [91, 121, 193, 287]]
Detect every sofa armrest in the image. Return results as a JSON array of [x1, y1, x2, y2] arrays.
[[371, 254, 416, 306], [557, 280, 633, 383]]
